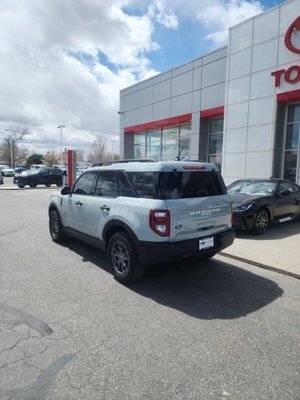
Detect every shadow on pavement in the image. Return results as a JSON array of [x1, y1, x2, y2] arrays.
[[235, 218, 300, 241], [64, 238, 283, 320]]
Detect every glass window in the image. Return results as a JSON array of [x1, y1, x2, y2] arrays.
[[146, 130, 161, 159], [73, 171, 97, 195], [209, 134, 223, 154], [208, 117, 223, 171], [284, 104, 300, 182], [159, 171, 225, 199], [162, 127, 179, 160], [210, 118, 224, 133], [132, 122, 191, 161], [208, 155, 222, 171], [283, 151, 297, 181], [287, 104, 300, 123], [279, 182, 295, 194], [118, 171, 136, 197], [179, 124, 191, 158], [285, 123, 300, 149], [134, 133, 146, 158], [127, 172, 156, 198], [95, 171, 118, 197]]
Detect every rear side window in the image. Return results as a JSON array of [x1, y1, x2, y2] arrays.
[[95, 171, 118, 197], [118, 171, 136, 197], [127, 172, 156, 198]]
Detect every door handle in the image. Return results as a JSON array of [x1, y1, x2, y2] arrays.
[[100, 205, 110, 211], [75, 201, 82, 206]]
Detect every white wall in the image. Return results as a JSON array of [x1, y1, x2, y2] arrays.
[[223, 0, 300, 184]]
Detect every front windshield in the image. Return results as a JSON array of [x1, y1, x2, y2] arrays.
[[227, 180, 276, 196]]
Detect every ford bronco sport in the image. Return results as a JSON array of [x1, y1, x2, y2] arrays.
[[49, 160, 234, 283]]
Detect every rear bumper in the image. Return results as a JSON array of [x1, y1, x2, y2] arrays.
[[135, 228, 235, 265]]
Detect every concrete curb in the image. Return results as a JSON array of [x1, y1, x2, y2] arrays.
[[220, 251, 300, 280]]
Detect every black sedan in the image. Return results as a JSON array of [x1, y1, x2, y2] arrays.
[[227, 178, 300, 234], [13, 167, 63, 188]]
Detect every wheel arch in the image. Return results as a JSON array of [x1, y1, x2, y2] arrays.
[[48, 202, 61, 217], [103, 220, 139, 250]]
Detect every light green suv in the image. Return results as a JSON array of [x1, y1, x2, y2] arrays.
[[49, 160, 234, 283]]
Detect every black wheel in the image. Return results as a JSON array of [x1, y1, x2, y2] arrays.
[[45, 183, 51, 187], [49, 210, 67, 243], [18, 184, 25, 188], [29, 181, 37, 188], [251, 209, 270, 235], [108, 232, 144, 283]]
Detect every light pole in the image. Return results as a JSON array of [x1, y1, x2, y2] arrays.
[[57, 124, 66, 166], [10, 138, 13, 168]]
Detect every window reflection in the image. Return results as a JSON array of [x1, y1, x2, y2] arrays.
[[133, 123, 191, 160]]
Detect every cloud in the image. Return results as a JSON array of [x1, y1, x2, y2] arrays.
[[0, 0, 274, 158], [148, 0, 178, 29], [196, 0, 264, 46], [0, 0, 166, 156]]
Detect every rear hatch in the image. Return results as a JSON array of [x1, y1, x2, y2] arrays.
[[158, 165, 232, 242], [165, 196, 232, 242]]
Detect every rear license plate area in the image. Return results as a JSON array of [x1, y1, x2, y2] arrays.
[[199, 237, 214, 250]]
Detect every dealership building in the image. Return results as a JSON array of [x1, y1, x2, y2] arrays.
[[119, 0, 300, 185]]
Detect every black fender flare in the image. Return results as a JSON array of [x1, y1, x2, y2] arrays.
[[102, 220, 139, 249]]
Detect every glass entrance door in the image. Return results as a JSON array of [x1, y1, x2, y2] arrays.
[[284, 104, 300, 184]]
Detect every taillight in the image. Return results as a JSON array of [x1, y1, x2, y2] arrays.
[[149, 210, 170, 237]]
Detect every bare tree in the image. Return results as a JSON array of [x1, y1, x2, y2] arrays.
[[44, 151, 60, 166], [87, 136, 107, 164], [2, 127, 29, 168]]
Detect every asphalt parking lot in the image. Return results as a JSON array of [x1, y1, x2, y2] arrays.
[[0, 183, 300, 399]]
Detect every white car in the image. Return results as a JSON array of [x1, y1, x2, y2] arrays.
[[1, 167, 15, 177]]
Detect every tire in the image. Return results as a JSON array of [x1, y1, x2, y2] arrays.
[[108, 232, 144, 284], [49, 209, 67, 243], [45, 183, 51, 187], [18, 184, 25, 188], [251, 209, 270, 235], [29, 181, 37, 188]]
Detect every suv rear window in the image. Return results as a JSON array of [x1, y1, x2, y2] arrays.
[[126, 170, 225, 199]]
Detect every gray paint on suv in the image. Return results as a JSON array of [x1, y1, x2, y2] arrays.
[[49, 160, 234, 283]]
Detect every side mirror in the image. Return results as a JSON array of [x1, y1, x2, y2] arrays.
[[61, 186, 71, 195]]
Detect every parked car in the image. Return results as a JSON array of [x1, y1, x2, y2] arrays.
[[14, 167, 27, 175], [227, 178, 300, 234], [13, 167, 63, 188], [1, 167, 15, 177], [49, 159, 234, 283]]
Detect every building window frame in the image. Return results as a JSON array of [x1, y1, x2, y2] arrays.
[[283, 102, 300, 183], [207, 117, 224, 171]]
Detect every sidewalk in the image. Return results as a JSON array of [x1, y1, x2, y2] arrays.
[[1, 178, 300, 279], [221, 219, 300, 279]]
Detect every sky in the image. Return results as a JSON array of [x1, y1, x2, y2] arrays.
[[0, 0, 286, 159]]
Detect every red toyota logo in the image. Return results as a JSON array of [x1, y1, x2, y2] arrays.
[[284, 16, 300, 54]]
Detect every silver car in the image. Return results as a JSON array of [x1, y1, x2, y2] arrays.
[[49, 160, 234, 283]]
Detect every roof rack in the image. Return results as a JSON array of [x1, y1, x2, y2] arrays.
[[91, 158, 158, 167]]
